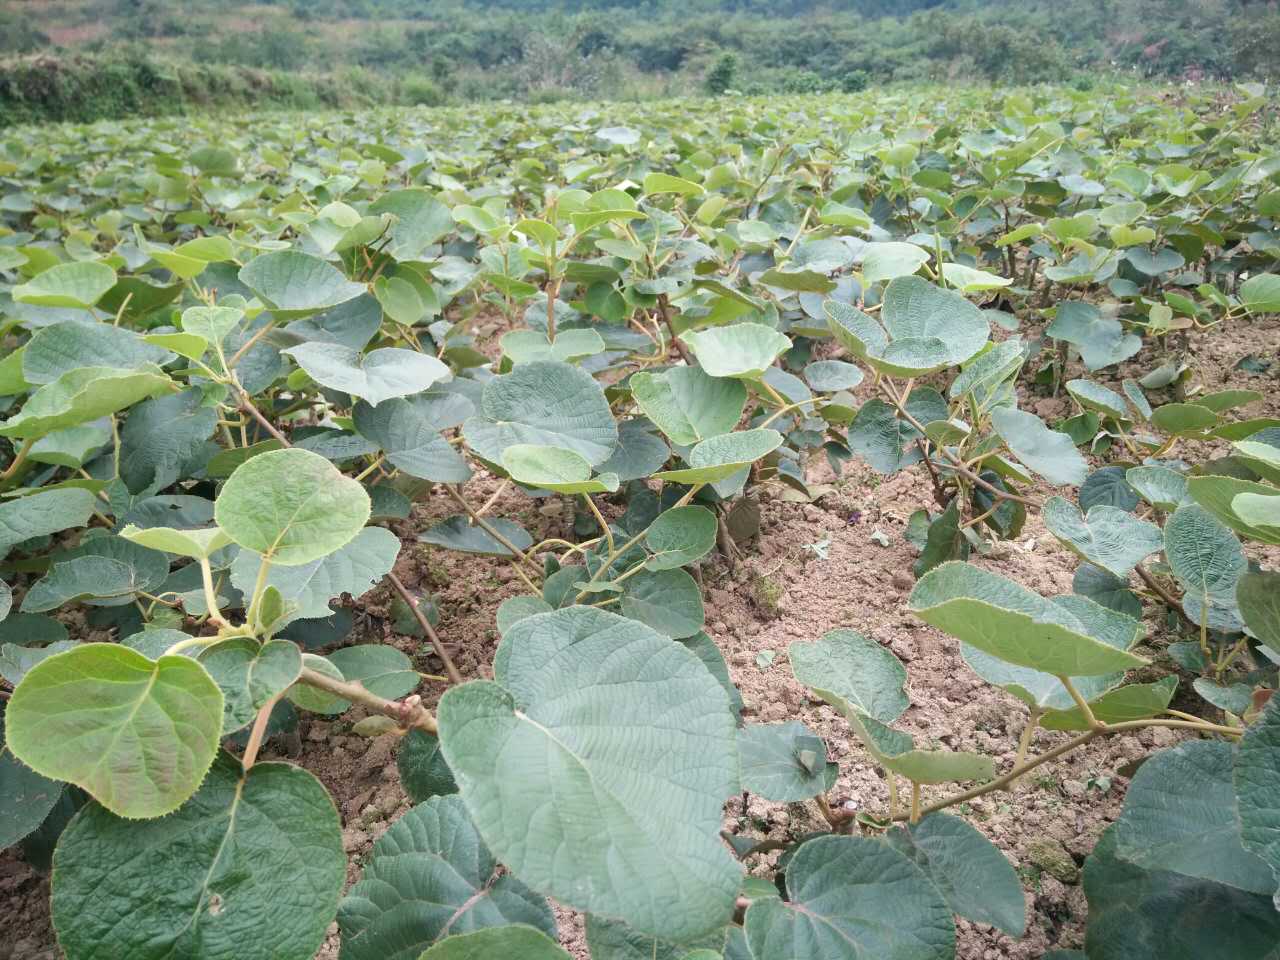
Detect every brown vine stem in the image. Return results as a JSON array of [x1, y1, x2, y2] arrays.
[[444, 484, 542, 576], [1134, 562, 1194, 627], [885, 717, 1241, 823], [656, 294, 692, 364], [0, 438, 33, 482], [241, 690, 285, 771], [386, 572, 463, 685], [878, 382, 1040, 509], [298, 666, 438, 734]]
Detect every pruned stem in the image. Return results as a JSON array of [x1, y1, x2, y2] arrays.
[[445, 484, 541, 574], [297, 666, 438, 733], [386, 571, 462, 685]]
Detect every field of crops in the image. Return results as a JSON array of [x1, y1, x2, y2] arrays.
[[1, 83, 1280, 960]]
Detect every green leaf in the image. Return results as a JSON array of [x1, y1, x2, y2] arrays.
[[328, 644, 418, 701], [679, 323, 791, 380], [502, 444, 619, 494], [21, 556, 143, 611], [416, 926, 572, 960], [827, 276, 989, 377], [1083, 827, 1280, 960], [338, 794, 555, 960], [1113, 739, 1274, 894], [181, 305, 245, 346], [621, 567, 705, 639], [1042, 496, 1162, 577], [121, 524, 232, 560], [631, 366, 746, 446], [239, 250, 366, 317], [437, 606, 741, 941], [885, 813, 1025, 936], [1234, 491, 1280, 533], [119, 388, 219, 494], [1165, 505, 1246, 631], [1041, 676, 1178, 730], [598, 418, 671, 482], [1232, 440, 1280, 484], [12, 260, 116, 308], [5, 643, 222, 818], [1126, 465, 1191, 511], [990, 407, 1087, 486], [368, 189, 454, 260], [464, 361, 617, 467], [1066, 379, 1128, 420], [0, 706, 62, 850], [0, 487, 97, 553], [1151, 403, 1220, 435], [51, 753, 344, 960], [738, 720, 837, 802], [654, 428, 782, 484], [909, 562, 1147, 676], [941, 262, 1012, 293], [882, 749, 995, 784], [744, 835, 954, 960], [284, 343, 450, 405], [1235, 697, 1280, 898], [353, 395, 473, 484], [0, 365, 177, 439], [861, 241, 930, 286], [790, 628, 908, 724], [22, 321, 174, 385], [1049, 302, 1141, 373], [645, 505, 717, 570], [1187, 475, 1280, 545], [501, 328, 605, 364], [419, 516, 533, 557], [1238, 571, 1280, 648], [215, 447, 371, 566], [287, 653, 347, 714], [585, 915, 726, 960], [397, 730, 458, 802], [643, 172, 704, 197], [804, 359, 864, 392], [197, 637, 302, 735], [1240, 273, 1280, 314]]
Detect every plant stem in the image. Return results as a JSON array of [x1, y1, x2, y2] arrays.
[[237, 391, 291, 445], [1134, 562, 1193, 627], [909, 782, 922, 824], [297, 666, 438, 733], [886, 771, 899, 820], [352, 455, 385, 483], [581, 494, 615, 556], [1059, 676, 1102, 729], [656, 294, 692, 363], [0, 438, 33, 482], [245, 555, 273, 631], [386, 571, 462, 685], [1009, 708, 1041, 788], [198, 557, 232, 628], [241, 691, 284, 771], [445, 484, 541, 574]]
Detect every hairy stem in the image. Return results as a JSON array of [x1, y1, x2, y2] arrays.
[[297, 666, 438, 734], [386, 571, 462, 685], [241, 691, 285, 771], [445, 484, 541, 574]]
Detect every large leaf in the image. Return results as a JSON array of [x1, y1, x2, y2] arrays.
[[1113, 739, 1275, 894], [789, 628, 908, 723], [416, 926, 571, 960], [679, 323, 790, 380], [368, 189, 455, 260], [215, 447, 371, 566], [502, 444, 619, 494], [52, 753, 344, 960], [744, 835, 954, 960], [284, 342, 450, 405], [239, 250, 366, 316], [1187, 475, 1280, 545], [353, 396, 472, 483], [826, 276, 989, 377], [737, 720, 837, 802], [1046, 301, 1141, 371], [436, 606, 741, 941], [463, 360, 617, 466], [1235, 697, 1280, 900], [22, 321, 174, 385], [1083, 828, 1280, 960], [1165, 504, 1246, 631], [909, 562, 1146, 676], [1042, 496, 1161, 577], [0, 487, 97, 553], [653, 428, 782, 483], [337, 794, 555, 960], [4, 643, 222, 818], [12, 260, 116, 309], [620, 567, 705, 638], [630, 365, 746, 446], [0, 365, 176, 439], [645, 505, 717, 570], [990, 407, 1087, 486], [884, 813, 1025, 936]]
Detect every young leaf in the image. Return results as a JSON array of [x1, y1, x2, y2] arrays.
[[653, 428, 782, 484], [5, 643, 223, 818], [51, 754, 344, 960], [679, 323, 791, 380], [644, 505, 717, 570], [738, 721, 837, 802], [215, 447, 371, 566], [437, 606, 742, 941]]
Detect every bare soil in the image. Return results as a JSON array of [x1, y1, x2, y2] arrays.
[[2, 311, 1278, 960]]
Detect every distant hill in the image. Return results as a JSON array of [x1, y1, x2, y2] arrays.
[[1, 0, 1277, 117]]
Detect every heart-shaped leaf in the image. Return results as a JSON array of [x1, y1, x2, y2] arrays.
[[631, 366, 747, 446], [653, 428, 782, 484], [680, 324, 791, 380], [1043, 496, 1161, 577], [13, 261, 116, 309], [284, 342, 450, 405], [239, 250, 366, 316], [790, 628, 908, 724]]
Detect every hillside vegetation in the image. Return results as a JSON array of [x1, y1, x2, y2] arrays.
[[0, 0, 1278, 123]]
